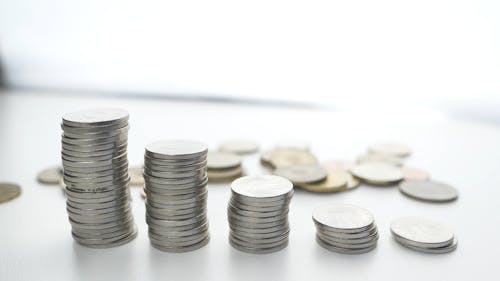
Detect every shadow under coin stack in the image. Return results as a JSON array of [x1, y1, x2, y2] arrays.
[[144, 140, 210, 252], [228, 175, 293, 254], [61, 108, 137, 248], [313, 203, 379, 254]]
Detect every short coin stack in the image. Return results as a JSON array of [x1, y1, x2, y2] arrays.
[[144, 140, 210, 252], [313, 204, 379, 254], [228, 175, 293, 254], [391, 216, 458, 254], [207, 152, 243, 183], [61, 108, 137, 248]]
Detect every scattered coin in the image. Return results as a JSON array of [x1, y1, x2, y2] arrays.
[[37, 166, 63, 185], [391, 216, 457, 254], [61, 108, 137, 248], [368, 142, 412, 157], [129, 166, 144, 186], [399, 180, 458, 202], [323, 160, 356, 171], [260, 150, 274, 168], [274, 165, 327, 185], [402, 167, 430, 181], [350, 163, 404, 186], [296, 170, 348, 193], [219, 140, 259, 155], [0, 183, 22, 204], [208, 152, 241, 169], [313, 203, 378, 254], [229, 175, 293, 254], [270, 149, 318, 168], [275, 140, 310, 151], [357, 153, 404, 167]]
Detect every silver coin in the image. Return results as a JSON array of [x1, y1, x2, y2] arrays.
[[315, 224, 378, 239], [391, 216, 455, 248], [231, 190, 293, 204], [228, 204, 288, 218], [231, 175, 293, 199], [350, 163, 404, 185], [230, 230, 289, 244], [357, 153, 404, 167], [151, 235, 210, 253], [274, 164, 327, 184], [393, 235, 458, 254], [145, 140, 208, 160], [228, 212, 288, 224], [368, 142, 412, 157], [318, 230, 379, 244], [229, 238, 288, 254], [317, 232, 379, 249], [313, 203, 375, 233], [62, 125, 129, 139], [62, 108, 129, 127], [37, 166, 63, 185], [399, 180, 458, 202], [229, 234, 288, 249], [230, 222, 289, 234], [316, 235, 377, 254], [207, 151, 242, 169], [219, 140, 259, 155]]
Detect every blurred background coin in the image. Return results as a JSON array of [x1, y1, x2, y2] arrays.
[[0, 183, 22, 204], [219, 140, 259, 155], [37, 166, 63, 185]]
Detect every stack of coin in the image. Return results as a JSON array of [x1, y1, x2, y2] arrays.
[[313, 204, 379, 254], [228, 175, 293, 254], [207, 152, 243, 183], [61, 108, 137, 248], [143, 140, 210, 252], [391, 216, 458, 254]]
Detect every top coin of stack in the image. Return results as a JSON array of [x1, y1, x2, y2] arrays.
[[61, 108, 137, 248], [143, 140, 210, 252], [207, 152, 243, 183]]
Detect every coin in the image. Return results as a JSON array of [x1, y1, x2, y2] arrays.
[[0, 183, 21, 203], [231, 175, 293, 199], [313, 204, 374, 232], [393, 236, 458, 254], [391, 216, 456, 251], [323, 160, 356, 171], [399, 180, 458, 202], [37, 166, 63, 185], [357, 153, 404, 167], [219, 140, 259, 155], [295, 170, 348, 193], [350, 163, 404, 185], [274, 165, 327, 185], [402, 167, 430, 181], [275, 140, 309, 151], [146, 140, 208, 160], [128, 166, 144, 186], [259, 150, 274, 167], [207, 152, 242, 169], [269, 149, 318, 168], [368, 142, 411, 157], [62, 108, 129, 127]]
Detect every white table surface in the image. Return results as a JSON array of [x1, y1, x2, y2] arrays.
[[0, 90, 498, 281]]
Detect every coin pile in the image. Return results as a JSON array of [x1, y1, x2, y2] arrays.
[[228, 175, 293, 254], [391, 216, 458, 254], [61, 108, 137, 248], [207, 151, 243, 183], [313, 204, 379, 254], [144, 140, 210, 252]]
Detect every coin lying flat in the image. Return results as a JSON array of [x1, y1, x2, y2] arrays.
[[207, 152, 242, 169], [323, 160, 356, 171], [274, 165, 327, 185], [0, 183, 21, 203], [129, 166, 144, 186], [357, 153, 404, 167], [231, 175, 293, 199], [296, 170, 348, 193], [391, 216, 457, 253], [219, 140, 259, 155], [350, 163, 404, 185], [269, 149, 318, 168], [275, 140, 309, 151], [37, 166, 63, 185], [402, 167, 430, 181], [399, 180, 458, 202], [368, 142, 411, 157]]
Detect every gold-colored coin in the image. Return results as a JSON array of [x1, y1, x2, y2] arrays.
[[270, 149, 318, 168], [129, 166, 144, 186], [37, 166, 63, 185], [0, 183, 21, 204], [350, 163, 404, 186], [296, 170, 349, 193], [323, 160, 356, 171], [208, 167, 244, 183], [402, 167, 430, 181]]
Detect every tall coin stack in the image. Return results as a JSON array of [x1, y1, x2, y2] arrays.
[[228, 175, 293, 254], [312, 203, 379, 254], [61, 108, 137, 248], [144, 140, 210, 252]]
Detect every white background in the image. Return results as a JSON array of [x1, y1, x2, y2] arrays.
[[0, 90, 499, 280], [0, 0, 499, 106]]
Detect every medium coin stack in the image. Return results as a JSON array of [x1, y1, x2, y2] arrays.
[[391, 216, 458, 254], [228, 175, 293, 254], [144, 140, 210, 252], [61, 108, 137, 248], [313, 204, 379, 254]]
